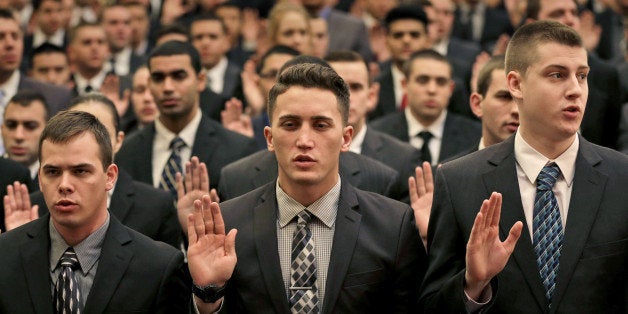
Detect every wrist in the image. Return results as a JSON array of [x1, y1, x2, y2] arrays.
[[192, 282, 227, 303]]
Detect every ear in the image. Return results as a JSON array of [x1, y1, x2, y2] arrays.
[[507, 71, 523, 100], [469, 92, 483, 119], [105, 164, 119, 191], [367, 82, 380, 112], [113, 131, 125, 154], [197, 69, 206, 93], [341, 125, 353, 152], [264, 126, 274, 151]]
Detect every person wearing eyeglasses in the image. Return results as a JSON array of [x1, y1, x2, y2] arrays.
[[370, 49, 480, 165]]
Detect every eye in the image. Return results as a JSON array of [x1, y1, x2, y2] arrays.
[[578, 72, 588, 81], [44, 168, 60, 176], [549, 72, 563, 79], [173, 71, 188, 81], [150, 73, 165, 83]]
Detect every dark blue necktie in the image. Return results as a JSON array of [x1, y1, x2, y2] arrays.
[[159, 137, 185, 198]]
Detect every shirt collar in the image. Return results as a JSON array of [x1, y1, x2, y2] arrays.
[[74, 69, 108, 93], [0, 70, 21, 100], [405, 107, 447, 140], [514, 131, 578, 187], [277, 177, 340, 229], [32, 28, 65, 47], [207, 57, 228, 79], [154, 108, 202, 149], [349, 125, 367, 154], [49, 212, 110, 275]]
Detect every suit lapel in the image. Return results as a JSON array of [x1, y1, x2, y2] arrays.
[[360, 129, 383, 160], [191, 115, 218, 165], [322, 183, 361, 314], [84, 217, 133, 313], [131, 125, 156, 184], [108, 170, 135, 223], [253, 184, 291, 313], [551, 140, 606, 311], [481, 138, 548, 310], [254, 151, 279, 188], [21, 217, 55, 314]]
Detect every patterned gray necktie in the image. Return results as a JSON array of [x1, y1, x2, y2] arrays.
[[533, 163, 563, 302], [53, 247, 83, 314], [289, 210, 319, 313], [159, 137, 185, 199]]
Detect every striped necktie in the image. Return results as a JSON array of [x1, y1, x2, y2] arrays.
[[289, 210, 319, 313], [53, 247, 83, 314], [159, 137, 185, 198]]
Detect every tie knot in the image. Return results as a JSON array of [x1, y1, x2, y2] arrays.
[[170, 137, 186, 152], [537, 163, 561, 191], [297, 210, 313, 226], [418, 131, 433, 142], [59, 248, 80, 270]]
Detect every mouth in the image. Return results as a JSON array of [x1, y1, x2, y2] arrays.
[[9, 146, 27, 155], [54, 199, 78, 212], [562, 105, 581, 119], [293, 155, 316, 168], [160, 98, 178, 106]]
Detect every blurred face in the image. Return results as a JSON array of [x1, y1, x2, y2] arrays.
[[0, 18, 23, 77], [60, 0, 74, 29], [508, 42, 588, 145], [71, 102, 124, 154], [149, 54, 204, 127], [70, 26, 109, 73], [471, 69, 519, 147], [537, 0, 580, 29], [128, 4, 150, 47], [386, 19, 429, 65], [35, 0, 64, 36], [101, 6, 132, 52], [264, 86, 352, 196], [275, 12, 312, 54], [131, 67, 158, 126], [216, 6, 242, 43], [191, 20, 230, 69], [329, 61, 377, 133], [1, 101, 47, 167], [310, 18, 329, 58], [364, 0, 398, 20], [31, 52, 71, 86], [404, 57, 454, 126], [258, 53, 294, 101], [427, 0, 455, 42], [39, 132, 116, 237]]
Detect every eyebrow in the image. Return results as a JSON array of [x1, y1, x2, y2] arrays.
[[544, 64, 590, 71]]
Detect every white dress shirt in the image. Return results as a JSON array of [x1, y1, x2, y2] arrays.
[[348, 125, 367, 154], [406, 108, 447, 164], [391, 64, 405, 109], [32, 28, 65, 48], [206, 57, 228, 94], [151, 110, 202, 187]]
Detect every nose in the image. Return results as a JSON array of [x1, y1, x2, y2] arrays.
[[295, 127, 314, 150], [14, 124, 26, 139], [563, 12, 577, 28], [162, 76, 174, 92], [565, 74, 584, 100], [57, 172, 74, 195]]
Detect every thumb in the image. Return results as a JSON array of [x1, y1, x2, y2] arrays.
[[225, 229, 238, 256], [503, 221, 523, 253]]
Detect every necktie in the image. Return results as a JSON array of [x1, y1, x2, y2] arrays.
[[159, 137, 185, 198], [417, 131, 433, 164], [53, 248, 83, 314], [533, 163, 563, 302], [109, 57, 117, 76], [289, 210, 319, 313]]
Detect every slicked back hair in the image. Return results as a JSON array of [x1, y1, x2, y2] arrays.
[[268, 63, 349, 126]]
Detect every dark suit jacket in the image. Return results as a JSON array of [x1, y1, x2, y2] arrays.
[[0, 214, 191, 313], [199, 87, 229, 123], [116, 114, 258, 190], [326, 9, 373, 62], [217, 150, 402, 201], [0, 157, 33, 231], [369, 110, 481, 163], [219, 181, 426, 313], [372, 61, 471, 121], [18, 75, 73, 116], [220, 60, 242, 99], [420, 135, 628, 313], [451, 5, 513, 52], [30, 169, 182, 248]]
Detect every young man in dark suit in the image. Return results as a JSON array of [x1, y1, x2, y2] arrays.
[[420, 21, 628, 313], [370, 49, 481, 165], [0, 111, 190, 313], [115, 40, 258, 193], [187, 63, 426, 313]]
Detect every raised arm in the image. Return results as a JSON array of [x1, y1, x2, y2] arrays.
[[3, 181, 39, 231], [187, 195, 237, 313], [464, 192, 522, 300], [409, 161, 434, 249], [176, 156, 219, 230]]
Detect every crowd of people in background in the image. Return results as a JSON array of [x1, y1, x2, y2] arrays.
[[0, 0, 626, 312]]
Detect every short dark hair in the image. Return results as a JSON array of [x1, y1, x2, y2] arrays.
[[39, 110, 113, 170], [257, 45, 300, 74], [30, 43, 67, 66], [148, 40, 202, 74], [190, 13, 228, 35], [402, 49, 452, 78], [268, 63, 349, 125], [278, 55, 331, 75], [155, 23, 190, 42], [69, 21, 103, 44], [384, 4, 428, 30], [506, 20, 583, 76], [476, 55, 505, 97], [6, 90, 50, 120], [69, 93, 121, 133], [32, 0, 61, 12], [324, 50, 371, 83]]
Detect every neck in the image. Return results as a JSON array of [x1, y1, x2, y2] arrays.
[[519, 127, 575, 160], [52, 209, 107, 246], [278, 171, 338, 207], [159, 106, 198, 134], [410, 109, 438, 128], [78, 66, 103, 80]]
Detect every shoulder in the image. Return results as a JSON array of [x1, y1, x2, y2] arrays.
[[370, 111, 405, 128]]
